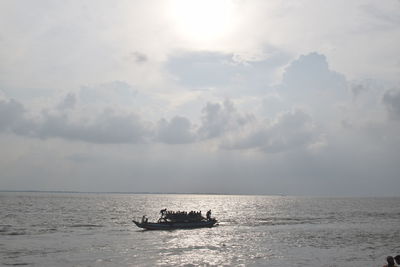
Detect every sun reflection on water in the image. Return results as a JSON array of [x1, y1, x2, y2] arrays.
[[3, 193, 399, 266], [146, 195, 284, 266], [157, 229, 233, 265]]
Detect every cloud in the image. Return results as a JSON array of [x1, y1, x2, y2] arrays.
[[0, 98, 25, 131], [222, 109, 319, 153], [36, 108, 152, 144], [156, 116, 195, 144], [0, 1, 399, 195], [0, 51, 377, 153], [56, 93, 77, 111], [383, 89, 400, 120], [0, 94, 152, 144], [198, 99, 254, 139], [9, 94, 320, 151], [277, 52, 350, 125], [127, 51, 148, 63], [351, 84, 368, 100], [166, 50, 289, 91], [281, 52, 347, 97]]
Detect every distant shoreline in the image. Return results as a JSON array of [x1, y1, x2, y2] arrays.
[[0, 190, 398, 198]]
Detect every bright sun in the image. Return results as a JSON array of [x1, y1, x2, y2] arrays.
[[169, 0, 234, 44]]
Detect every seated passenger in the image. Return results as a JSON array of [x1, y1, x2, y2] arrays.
[[160, 208, 167, 216]]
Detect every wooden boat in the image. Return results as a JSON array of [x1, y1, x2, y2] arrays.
[[132, 218, 217, 230], [132, 209, 217, 230]]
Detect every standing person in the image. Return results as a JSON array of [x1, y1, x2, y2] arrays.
[[206, 210, 211, 220], [383, 256, 397, 267]]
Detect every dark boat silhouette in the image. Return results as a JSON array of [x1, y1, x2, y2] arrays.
[[132, 209, 217, 230]]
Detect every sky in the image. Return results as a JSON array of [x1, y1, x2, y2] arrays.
[[0, 0, 400, 196]]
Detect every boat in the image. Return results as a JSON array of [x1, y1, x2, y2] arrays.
[[132, 209, 218, 230]]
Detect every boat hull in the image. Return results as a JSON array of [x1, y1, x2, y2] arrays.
[[132, 219, 217, 230]]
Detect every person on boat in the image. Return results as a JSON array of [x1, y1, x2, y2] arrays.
[[395, 255, 400, 265], [383, 256, 397, 267], [206, 210, 211, 220]]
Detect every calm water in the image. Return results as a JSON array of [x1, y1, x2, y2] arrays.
[[1, 192, 399, 266]]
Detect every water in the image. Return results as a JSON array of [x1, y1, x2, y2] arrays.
[[1, 192, 399, 266]]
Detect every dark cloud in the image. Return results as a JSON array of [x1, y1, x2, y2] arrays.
[[129, 52, 148, 63], [157, 116, 195, 144], [198, 99, 254, 139], [383, 89, 400, 120]]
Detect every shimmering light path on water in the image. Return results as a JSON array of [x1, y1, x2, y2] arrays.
[[1, 193, 400, 266]]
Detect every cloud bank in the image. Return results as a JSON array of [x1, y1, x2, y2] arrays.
[[1, 0, 400, 195]]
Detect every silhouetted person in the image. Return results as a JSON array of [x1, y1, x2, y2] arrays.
[[206, 210, 211, 220], [383, 256, 397, 267], [395, 255, 400, 265]]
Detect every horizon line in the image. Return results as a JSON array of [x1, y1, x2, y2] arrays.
[[0, 190, 398, 198]]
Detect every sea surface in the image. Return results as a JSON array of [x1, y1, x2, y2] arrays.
[[1, 192, 399, 266]]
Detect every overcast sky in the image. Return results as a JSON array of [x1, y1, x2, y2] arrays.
[[1, 0, 399, 196]]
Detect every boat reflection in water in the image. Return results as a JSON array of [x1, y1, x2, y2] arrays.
[[133, 209, 217, 230]]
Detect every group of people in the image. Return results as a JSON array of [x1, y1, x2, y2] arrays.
[[158, 209, 212, 222], [383, 255, 400, 267], [160, 209, 202, 217]]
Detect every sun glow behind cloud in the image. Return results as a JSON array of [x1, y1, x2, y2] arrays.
[[1, 0, 400, 195], [168, 0, 235, 46]]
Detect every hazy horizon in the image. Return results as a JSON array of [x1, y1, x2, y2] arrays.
[[1, 189, 399, 198], [1, 0, 400, 196]]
